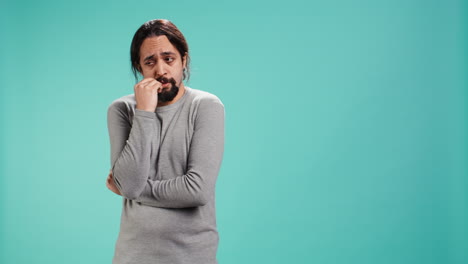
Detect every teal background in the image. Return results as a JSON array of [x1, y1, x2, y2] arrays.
[[1, 0, 467, 263]]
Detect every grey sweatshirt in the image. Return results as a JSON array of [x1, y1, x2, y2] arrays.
[[107, 87, 224, 264]]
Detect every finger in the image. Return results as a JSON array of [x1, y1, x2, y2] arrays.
[[142, 79, 162, 91], [107, 180, 116, 190], [139, 77, 156, 85], [134, 78, 156, 90], [141, 77, 162, 86]]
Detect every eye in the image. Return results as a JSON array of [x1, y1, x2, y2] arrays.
[[165, 57, 174, 62], [144, 61, 154, 66]]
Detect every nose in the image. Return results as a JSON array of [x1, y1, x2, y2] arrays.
[[155, 61, 167, 79]]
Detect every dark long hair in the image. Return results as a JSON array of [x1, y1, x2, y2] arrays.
[[130, 19, 190, 83]]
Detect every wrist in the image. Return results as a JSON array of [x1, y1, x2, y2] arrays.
[[136, 106, 156, 112]]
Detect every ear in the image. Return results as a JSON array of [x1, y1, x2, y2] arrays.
[[182, 52, 187, 69]]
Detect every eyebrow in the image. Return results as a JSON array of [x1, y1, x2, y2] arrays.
[[143, 51, 177, 61]]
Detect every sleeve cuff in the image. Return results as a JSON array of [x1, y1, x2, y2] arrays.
[[135, 109, 156, 119]]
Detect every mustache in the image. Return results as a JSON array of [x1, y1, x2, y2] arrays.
[[155, 77, 175, 84]]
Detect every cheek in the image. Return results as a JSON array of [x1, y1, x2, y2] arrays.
[[176, 70, 183, 79], [175, 67, 184, 81], [141, 68, 154, 78], [142, 71, 152, 78], [138, 64, 147, 76]]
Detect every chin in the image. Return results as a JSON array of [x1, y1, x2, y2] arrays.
[[159, 85, 179, 102]]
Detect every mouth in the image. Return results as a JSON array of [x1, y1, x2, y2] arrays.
[[157, 77, 171, 87]]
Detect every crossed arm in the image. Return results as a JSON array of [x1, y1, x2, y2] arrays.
[[106, 169, 121, 195], [106, 97, 224, 208]]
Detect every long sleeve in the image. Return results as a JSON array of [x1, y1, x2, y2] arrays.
[[134, 96, 225, 208], [107, 101, 160, 200]]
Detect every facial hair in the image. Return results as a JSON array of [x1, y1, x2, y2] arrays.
[[156, 77, 179, 103]]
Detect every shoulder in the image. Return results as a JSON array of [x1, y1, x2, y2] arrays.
[[107, 94, 136, 121], [187, 87, 224, 110], [185, 88, 224, 126], [107, 94, 136, 112], [108, 94, 136, 110]]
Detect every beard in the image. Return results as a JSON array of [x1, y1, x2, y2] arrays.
[[156, 77, 179, 103]]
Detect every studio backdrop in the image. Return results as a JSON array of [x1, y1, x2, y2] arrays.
[[1, 0, 467, 263]]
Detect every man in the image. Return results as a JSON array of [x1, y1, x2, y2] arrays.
[[105, 19, 224, 264]]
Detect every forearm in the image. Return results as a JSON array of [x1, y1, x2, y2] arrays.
[[110, 109, 160, 199], [133, 98, 224, 208], [134, 155, 223, 208]]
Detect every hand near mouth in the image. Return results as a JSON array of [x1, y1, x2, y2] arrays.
[[134, 77, 163, 112], [156, 78, 171, 91]]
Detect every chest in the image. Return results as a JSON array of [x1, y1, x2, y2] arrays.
[[155, 108, 195, 168]]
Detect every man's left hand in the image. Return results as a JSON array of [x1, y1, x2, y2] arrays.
[[106, 170, 122, 196]]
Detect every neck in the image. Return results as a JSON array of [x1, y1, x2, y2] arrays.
[[157, 82, 186, 107]]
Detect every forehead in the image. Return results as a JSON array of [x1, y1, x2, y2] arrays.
[[140, 35, 179, 59]]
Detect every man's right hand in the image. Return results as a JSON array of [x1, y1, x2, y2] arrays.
[[134, 77, 163, 112]]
